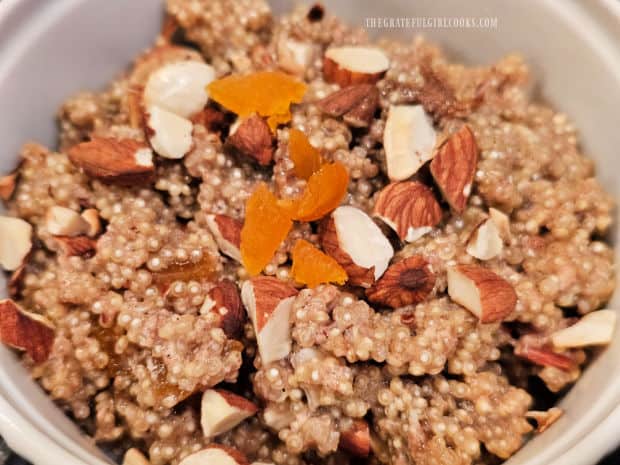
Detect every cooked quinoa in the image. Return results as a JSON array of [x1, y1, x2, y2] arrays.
[[0, 2, 616, 465]]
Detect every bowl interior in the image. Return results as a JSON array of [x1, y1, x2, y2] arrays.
[[0, 1, 619, 464]]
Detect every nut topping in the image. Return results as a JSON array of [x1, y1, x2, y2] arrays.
[[54, 235, 97, 257], [430, 125, 478, 213], [178, 445, 249, 465], [373, 181, 442, 242], [525, 407, 563, 433], [203, 279, 245, 339], [383, 105, 437, 181], [317, 84, 380, 128], [206, 214, 242, 262], [200, 389, 258, 438], [466, 216, 504, 260], [339, 419, 370, 457], [550, 310, 616, 349], [226, 115, 274, 165], [366, 256, 435, 308], [68, 137, 155, 185], [45, 206, 91, 237], [0, 173, 16, 201], [0, 216, 32, 271], [323, 46, 390, 87], [146, 105, 193, 159], [0, 299, 54, 363], [447, 264, 517, 323]]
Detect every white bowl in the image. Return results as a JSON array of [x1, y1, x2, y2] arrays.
[[0, 1, 619, 464]]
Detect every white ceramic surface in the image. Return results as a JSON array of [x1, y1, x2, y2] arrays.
[[0, 1, 619, 464]]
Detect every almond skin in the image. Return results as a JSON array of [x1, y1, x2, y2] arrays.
[[317, 84, 379, 128], [366, 256, 435, 308], [339, 419, 370, 457], [54, 235, 97, 257], [0, 299, 54, 363], [0, 173, 17, 201], [207, 280, 245, 339], [206, 214, 242, 262], [323, 46, 389, 87], [430, 125, 478, 213], [514, 344, 575, 371], [373, 181, 443, 242], [68, 137, 155, 185], [214, 389, 259, 414], [245, 276, 298, 331], [226, 115, 274, 166]]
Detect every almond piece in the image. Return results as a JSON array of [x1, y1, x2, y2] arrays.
[[383, 105, 437, 181], [8, 263, 26, 298], [366, 256, 435, 308], [129, 45, 204, 87], [277, 37, 315, 75], [319, 206, 394, 288], [526, 407, 563, 433], [514, 343, 575, 371], [0, 173, 16, 201], [68, 137, 155, 185], [373, 181, 442, 242], [466, 217, 503, 260], [144, 61, 215, 118], [200, 389, 258, 438], [226, 115, 274, 166], [123, 448, 151, 465], [45, 206, 91, 237], [317, 84, 379, 128], [146, 105, 193, 159], [80, 208, 102, 237], [179, 445, 249, 465], [550, 310, 616, 349], [0, 216, 32, 271], [0, 299, 54, 363], [447, 264, 517, 323], [339, 419, 370, 457], [202, 279, 245, 339], [241, 276, 298, 364], [323, 46, 389, 87], [430, 125, 478, 213], [54, 235, 97, 257], [489, 207, 511, 241], [205, 214, 242, 262]]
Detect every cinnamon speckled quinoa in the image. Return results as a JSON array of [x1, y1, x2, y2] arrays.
[[0, 2, 616, 465]]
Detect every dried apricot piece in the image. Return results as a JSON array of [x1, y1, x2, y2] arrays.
[[207, 71, 306, 130], [289, 129, 323, 180], [291, 239, 347, 288], [241, 183, 294, 275], [293, 162, 349, 222]]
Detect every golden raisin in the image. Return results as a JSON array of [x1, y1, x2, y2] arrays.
[[241, 183, 294, 275], [289, 129, 323, 180], [152, 256, 217, 292], [207, 71, 307, 131], [293, 162, 349, 222], [291, 239, 347, 288]]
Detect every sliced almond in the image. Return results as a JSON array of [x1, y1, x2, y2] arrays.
[[383, 105, 437, 181], [144, 61, 215, 118], [226, 115, 274, 166], [430, 125, 478, 213], [80, 209, 102, 237], [123, 448, 151, 465], [202, 279, 245, 339], [550, 310, 616, 349], [323, 46, 389, 87], [373, 181, 442, 242], [0, 173, 16, 201], [526, 407, 563, 433], [320, 206, 394, 288], [241, 276, 298, 364], [447, 264, 517, 323], [489, 207, 511, 241], [277, 37, 315, 76], [317, 84, 379, 128], [54, 235, 97, 257], [45, 206, 90, 237], [200, 389, 258, 438], [145, 105, 193, 159], [366, 256, 435, 309], [340, 419, 370, 457], [466, 217, 503, 260], [179, 445, 249, 465], [68, 137, 155, 185], [0, 216, 32, 271], [205, 214, 242, 262], [514, 343, 575, 371], [0, 299, 54, 363]]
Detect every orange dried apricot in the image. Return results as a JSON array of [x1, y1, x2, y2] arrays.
[[241, 183, 294, 275], [291, 239, 347, 288], [207, 71, 306, 131], [289, 129, 323, 180], [292, 162, 349, 222]]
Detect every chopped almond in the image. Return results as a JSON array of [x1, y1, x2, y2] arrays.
[[0, 216, 32, 271], [526, 407, 563, 433], [54, 235, 97, 257], [317, 84, 380, 128], [0, 173, 16, 201], [323, 46, 389, 87], [0, 299, 54, 363], [339, 419, 370, 457], [146, 105, 193, 159], [178, 445, 249, 465], [550, 310, 616, 349], [466, 216, 504, 260], [203, 280, 245, 339], [226, 115, 274, 165], [200, 389, 258, 438], [206, 214, 242, 262], [46, 206, 90, 237], [81, 209, 102, 237]]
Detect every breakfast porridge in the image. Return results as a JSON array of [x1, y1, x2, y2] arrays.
[[0, 2, 616, 465]]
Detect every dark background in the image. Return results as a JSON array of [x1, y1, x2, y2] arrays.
[[0, 436, 618, 465]]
